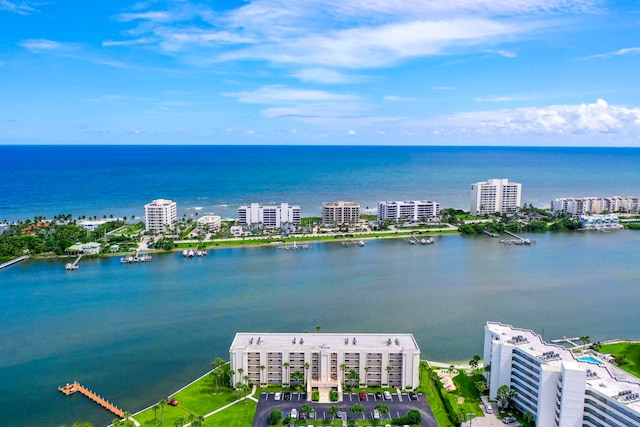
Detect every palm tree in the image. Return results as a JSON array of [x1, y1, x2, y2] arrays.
[[159, 399, 166, 425], [301, 403, 313, 424], [153, 404, 160, 426], [304, 362, 310, 385], [260, 365, 266, 386], [329, 405, 339, 421], [350, 403, 364, 420], [291, 370, 304, 388], [364, 366, 370, 386], [315, 325, 322, 333], [375, 403, 390, 419], [386, 365, 392, 385], [283, 362, 290, 386], [340, 363, 347, 385], [347, 369, 359, 389]]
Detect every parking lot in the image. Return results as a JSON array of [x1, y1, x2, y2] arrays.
[[252, 390, 438, 426]]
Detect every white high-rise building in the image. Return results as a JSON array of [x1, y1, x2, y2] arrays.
[[144, 199, 177, 231], [377, 200, 440, 222], [484, 322, 640, 427], [322, 201, 360, 225], [196, 215, 221, 232], [238, 203, 301, 228], [230, 333, 420, 395], [471, 179, 522, 215]]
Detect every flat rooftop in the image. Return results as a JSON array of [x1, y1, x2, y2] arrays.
[[230, 333, 419, 352], [487, 322, 640, 412]]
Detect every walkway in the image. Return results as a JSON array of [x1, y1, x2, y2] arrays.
[[0, 255, 28, 270], [59, 381, 125, 418]]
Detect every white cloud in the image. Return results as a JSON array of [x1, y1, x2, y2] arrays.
[[0, 0, 36, 14], [291, 68, 358, 84], [223, 85, 359, 104], [20, 39, 72, 52], [411, 99, 640, 136], [583, 47, 640, 60], [347, 129, 357, 135], [110, 0, 597, 69], [384, 95, 419, 102]]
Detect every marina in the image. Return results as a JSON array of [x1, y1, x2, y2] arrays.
[[341, 238, 366, 247], [406, 235, 435, 245]]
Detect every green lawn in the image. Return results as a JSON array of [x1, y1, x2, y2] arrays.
[[418, 363, 454, 427], [449, 372, 484, 418], [597, 342, 640, 378], [133, 371, 250, 426]]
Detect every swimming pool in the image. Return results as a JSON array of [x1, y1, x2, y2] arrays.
[[579, 356, 603, 364]]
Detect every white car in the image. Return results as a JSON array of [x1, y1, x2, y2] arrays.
[[291, 408, 298, 419], [373, 409, 380, 420], [485, 403, 493, 414], [274, 392, 282, 401], [383, 391, 392, 400]]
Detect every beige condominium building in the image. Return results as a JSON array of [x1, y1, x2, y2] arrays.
[[229, 333, 420, 399], [321, 201, 361, 226]]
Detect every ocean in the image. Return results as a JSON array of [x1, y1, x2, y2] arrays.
[[1, 145, 640, 426]]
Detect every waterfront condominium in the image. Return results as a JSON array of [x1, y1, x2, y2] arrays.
[[229, 333, 420, 398], [551, 196, 640, 215], [471, 178, 522, 215], [238, 203, 301, 228], [196, 215, 221, 232], [484, 321, 640, 427], [377, 200, 440, 222], [321, 201, 361, 226], [144, 199, 177, 232]]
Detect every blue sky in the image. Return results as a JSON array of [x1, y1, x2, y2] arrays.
[[1, 0, 639, 146]]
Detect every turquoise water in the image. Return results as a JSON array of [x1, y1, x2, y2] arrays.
[[579, 356, 603, 364], [2, 231, 640, 426]]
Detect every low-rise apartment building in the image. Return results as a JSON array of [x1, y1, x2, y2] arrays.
[[229, 333, 420, 394], [484, 322, 640, 427], [196, 215, 221, 232], [551, 196, 640, 215], [238, 203, 301, 228], [377, 200, 440, 222]]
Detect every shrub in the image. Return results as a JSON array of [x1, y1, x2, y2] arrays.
[[269, 409, 282, 425], [312, 391, 320, 401], [330, 390, 339, 401]]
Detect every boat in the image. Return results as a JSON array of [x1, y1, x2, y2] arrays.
[[65, 263, 78, 271]]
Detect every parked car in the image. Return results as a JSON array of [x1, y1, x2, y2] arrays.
[[336, 410, 342, 418], [274, 392, 282, 401], [383, 391, 392, 400], [359, 391, 366, 400], [375, 392, 383, 400], [485, 403, 493, 414], [373, 409, 380, 420], [502, 416, 517, 424], [166, 397, 178, 406], [284, 392, 291, 400], [409, 391, 418, 400], [291, 408, 297, 419]]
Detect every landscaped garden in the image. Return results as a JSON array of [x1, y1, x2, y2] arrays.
[[595, 341, 640, 378]]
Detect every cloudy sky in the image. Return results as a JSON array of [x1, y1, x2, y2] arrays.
[[1, 0, 640, 145]]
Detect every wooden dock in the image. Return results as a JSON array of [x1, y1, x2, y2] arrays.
[[59, 381, 125, 418], [0, 255, 29, 270]]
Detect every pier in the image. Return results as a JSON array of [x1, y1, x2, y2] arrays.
[[278, 241, 311, 250], [483, 230, 499, 238], [65, 254, 83, 271], [0, 255, 28, 270], [58, 381, 125, 418], [342, 238, 366, 247], [500, 231, 535, 245]]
